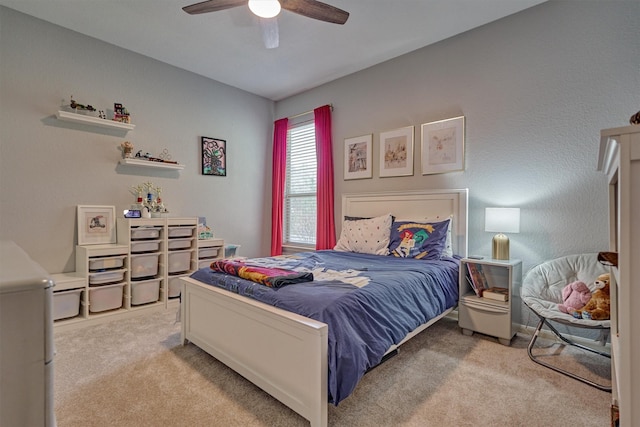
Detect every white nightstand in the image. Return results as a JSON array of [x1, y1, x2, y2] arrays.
[[458, 258, 522, 346]]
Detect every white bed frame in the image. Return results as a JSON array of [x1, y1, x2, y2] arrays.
[[180, 189, 468, 427]]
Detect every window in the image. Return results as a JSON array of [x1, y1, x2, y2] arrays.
[[284, 121, 316, 246]]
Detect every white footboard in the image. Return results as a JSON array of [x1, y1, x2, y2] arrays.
[[180, 277, 328, 427]]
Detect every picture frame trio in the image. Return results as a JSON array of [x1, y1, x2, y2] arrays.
[[343, 116, 465, 180]]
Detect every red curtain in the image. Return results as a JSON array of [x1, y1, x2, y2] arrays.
[[314, 105, 336, 250], [270, 118, 288, 256]]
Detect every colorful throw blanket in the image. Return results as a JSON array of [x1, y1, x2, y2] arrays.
[[210, 259, 313, 288]]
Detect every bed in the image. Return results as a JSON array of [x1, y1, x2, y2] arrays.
[[179, 189, 468, 427]]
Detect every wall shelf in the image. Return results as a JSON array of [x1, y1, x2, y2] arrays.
[[119, 158, 185, 170], [56, 110, 135, 131]]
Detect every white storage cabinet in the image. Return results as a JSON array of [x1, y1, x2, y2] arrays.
[[75, 244, 129, 317], [598, 125, 640, 426]]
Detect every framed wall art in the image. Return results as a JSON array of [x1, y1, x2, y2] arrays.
[[201, 136, 227, 176], [77, 205, 116, 245], [379, 125, 414, 177], [344, 134, 372, 180], [421, 116, 465, 175]]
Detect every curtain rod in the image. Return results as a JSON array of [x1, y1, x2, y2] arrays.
[[287, 104, 333, 120]]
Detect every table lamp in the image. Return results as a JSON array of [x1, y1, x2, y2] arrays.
[[485, 207, 520, 260]]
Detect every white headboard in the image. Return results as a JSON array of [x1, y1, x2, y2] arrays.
[[341, 189, 468, 257]]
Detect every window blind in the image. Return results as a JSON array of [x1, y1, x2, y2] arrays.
[[284, 122, 316, 245]]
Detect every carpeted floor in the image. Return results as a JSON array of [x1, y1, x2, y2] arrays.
[[54, 308, 611, 426]]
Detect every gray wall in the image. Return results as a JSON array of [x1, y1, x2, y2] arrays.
[[0, 7, 274, 272], [275, 1, 639, 280]]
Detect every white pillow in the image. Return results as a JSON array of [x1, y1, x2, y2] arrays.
[[334, 214, 393, 255]]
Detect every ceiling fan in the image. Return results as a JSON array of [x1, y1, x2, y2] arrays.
[[182, 0, 349, 49]]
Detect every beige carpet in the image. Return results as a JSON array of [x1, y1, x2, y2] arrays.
[[54, 308, 611, 427]]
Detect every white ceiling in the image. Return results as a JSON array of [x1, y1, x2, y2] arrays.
[[0, 0, 546, 101]]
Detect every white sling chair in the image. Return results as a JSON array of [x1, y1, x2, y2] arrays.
[[521, 253, 611, 391]]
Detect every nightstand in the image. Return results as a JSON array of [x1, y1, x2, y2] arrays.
[[458, 258, 522, 346]]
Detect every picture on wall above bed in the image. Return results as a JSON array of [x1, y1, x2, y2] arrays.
[[379, 125, 414, 177], [421, 116, 465, 175], [77, 205, 116, 245], [344, 134, 372, 180], [201, 136, 226, 176]]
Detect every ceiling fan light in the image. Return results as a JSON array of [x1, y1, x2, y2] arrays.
[[248, 0, 281, 19]]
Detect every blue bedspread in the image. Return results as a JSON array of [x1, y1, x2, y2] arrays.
[[190, 250, 459, 405]]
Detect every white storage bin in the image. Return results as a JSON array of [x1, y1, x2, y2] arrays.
[[130, 239, 161, 253], [168, 275, 184, 298], [199, 247, 219, 259], [130, 253, 160, 278], [87, 282, 124, 313], [198, 258, 217, 269], [168, 238, 192, 250], [168, 227, 193, 238], [131, 227, 161, 240], [53, 288, 82, 320], [88, 269, 126, 285], [88, 255, 126, 271], [131, 278, 160, 305], [168, 250, 191, 274]]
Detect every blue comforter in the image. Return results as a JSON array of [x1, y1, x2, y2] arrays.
[[190, 250, 459, 405]]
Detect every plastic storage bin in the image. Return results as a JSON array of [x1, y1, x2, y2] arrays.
[[198, 258, 216, 269], [87, 282, 124, 313], [168, 275, 183, 298], [168, 250, 191, 274], [130, 227, 161, 240], [224, 244, 240, 258], [199, 247, 219, 258], [168, 227, 193, 238], [130, 278, 160, 305], [130, 253, 160, 278], [88, 269, 126, 285], [88, 255, 125, 271], [53, 288, 82, 320], [130, 240, 161, 253], [168, 238, 192, 250]]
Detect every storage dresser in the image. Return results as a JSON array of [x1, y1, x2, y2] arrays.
[[53, 217, 224, 328], [597, 125, 640, 426]]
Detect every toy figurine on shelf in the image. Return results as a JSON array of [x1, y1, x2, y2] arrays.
[[68, 95, 96, 112], [128, 181, 169, 218], [120, 141, 134, 158], [113, 102, 131, 124]]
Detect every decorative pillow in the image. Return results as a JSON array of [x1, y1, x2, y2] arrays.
[[388, 218, 451, 260], [334, 214, 393, 255]]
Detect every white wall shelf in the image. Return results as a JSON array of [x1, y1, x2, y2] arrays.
[[56, 110, 135, 131], [119, 158, 185, 170]]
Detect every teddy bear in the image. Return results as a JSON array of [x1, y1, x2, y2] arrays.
[[558, 281, 592, 314], [568, 273, 611, 320]]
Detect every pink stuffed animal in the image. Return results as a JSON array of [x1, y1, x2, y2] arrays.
[[558, 281, 592, 314]]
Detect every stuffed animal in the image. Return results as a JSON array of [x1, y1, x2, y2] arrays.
[[569, 273, 611, 320], [558, 281, 592, 314]]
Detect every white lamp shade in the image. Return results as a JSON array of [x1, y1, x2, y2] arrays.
[[248, 0, 281, 18], [485, 207, 520, 234]]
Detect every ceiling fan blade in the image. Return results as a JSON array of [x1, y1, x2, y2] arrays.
[[280, 0, 349, 24], [259, 18, 279, 49], [182, 0, 247, 15]]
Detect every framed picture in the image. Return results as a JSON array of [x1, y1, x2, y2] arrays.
[[379, 125, 414, 177], [77, 205, 116, 245], [201, 136, 226, 176], [421, 116, 465, 175], [344, 134, 373, 180]]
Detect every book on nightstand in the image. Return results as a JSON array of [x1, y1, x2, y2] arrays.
[[482, 287, 509, 302], [466, 263, 488, 297]]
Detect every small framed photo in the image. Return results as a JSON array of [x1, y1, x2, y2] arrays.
[[344, 134, 372, 180], [421, 116, 465, 175], [77, 205, 116, 245], [201, 136, 227, 176], [379, 125, 414, 177]]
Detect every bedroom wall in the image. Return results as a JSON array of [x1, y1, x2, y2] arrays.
[[274, 1, 639, 281], [0, 7, 274, 273]]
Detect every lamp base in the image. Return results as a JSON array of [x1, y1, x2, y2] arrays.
[[492, 233, 510, 260]]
